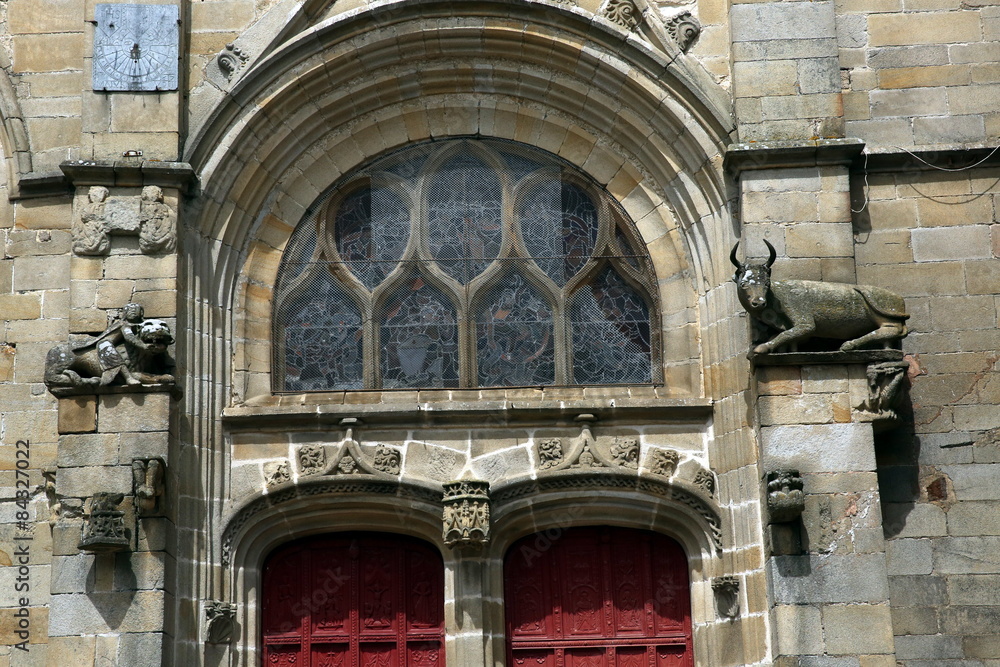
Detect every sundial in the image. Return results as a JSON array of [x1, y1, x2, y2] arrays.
[[92, 4, 178, 91]]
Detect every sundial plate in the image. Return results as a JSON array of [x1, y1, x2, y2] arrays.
[[92, 4, 179, 92]]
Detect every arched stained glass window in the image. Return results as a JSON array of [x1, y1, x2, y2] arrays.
[[273, 138, 660, 391]]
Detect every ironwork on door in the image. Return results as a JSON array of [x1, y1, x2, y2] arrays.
[[505, 527, 693, 666], [262, 533, 444, 666]]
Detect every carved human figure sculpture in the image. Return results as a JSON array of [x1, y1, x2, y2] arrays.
[[139, 185, 177, 254], [72, 185, 111, 255], [44, 302, 175, 395]]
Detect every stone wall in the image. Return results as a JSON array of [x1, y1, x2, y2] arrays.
[[859, 163, 1000, 665], [0, 0, 995, 665]]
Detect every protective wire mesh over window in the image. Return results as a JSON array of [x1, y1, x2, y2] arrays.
[[274, 139, 659, 391]]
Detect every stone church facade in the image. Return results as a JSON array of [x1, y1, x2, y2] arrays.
[[0, 0, 997, 665]]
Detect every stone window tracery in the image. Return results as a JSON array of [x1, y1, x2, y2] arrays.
[[274, 138, 659, 391]]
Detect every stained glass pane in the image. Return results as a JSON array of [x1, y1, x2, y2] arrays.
[[571, 267, 651, 384], [476, 273, 555, 387], [380, 277, 459, 388], [280, 272, 363, 391], [427, 153, 503, 283], [521, 181, 597, 285], [334, 186, 410, 290]]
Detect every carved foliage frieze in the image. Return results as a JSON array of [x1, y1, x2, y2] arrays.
[[264, 461, 291, 487], [648, 449, 680, 478], [604, 0, 641, 30], [693, 469, 716, 498], [537, 438, 563, 469], [666, 11, 701, 52], [297, 444, 326, 476], [610, 437, 639, 469], [442, 480, 490, 548]]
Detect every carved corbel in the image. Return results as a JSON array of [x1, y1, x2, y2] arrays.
[[132, 458, 164, 516], [766, 470, 805, 523], [442, 480, 491, 548], [856, 360, 911, 426], [205, 600, 237, 644], [712, 576, 740, 619], [78, 492, 130, 553]]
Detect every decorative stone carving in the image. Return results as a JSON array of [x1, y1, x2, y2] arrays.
[[373, 445, 401, 474], [604, 0, 641, 30], [610, 436, 639, 469], [442, 480, 490, 548], [858, 360, 911, 422], [132, 458, 164, 516], [693, 469, 715, 498], [72, 186, 178, 256], [297, 444, 326, 476], [45, 302, 175, 396], [138, 185, 176, 254], [72, 185, 111, 255], [537, 437, 563, 469], [732, 240, 909, 356], [79, 492, 129, 553], [205, 601, 237, 644], [217, 42, 248, 80], [666, 11, 701, 52], [712, 576, 740, 619], [337, 454, 359, 475], [264, 461, 291, 487], [648, 449, 680, 477], [766, 470, 805, 523]]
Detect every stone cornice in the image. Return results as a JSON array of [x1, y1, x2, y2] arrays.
[[724, 138, 866, 177], [59, 160, 198, 194], [222, 397, 714, 429]]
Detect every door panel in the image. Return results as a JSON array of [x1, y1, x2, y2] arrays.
[[505, 527, 692, 666], [263, 533, 444, 667]]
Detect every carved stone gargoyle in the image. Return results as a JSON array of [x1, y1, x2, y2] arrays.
[[731, 241, 909, 356], [766, 470, 805, 523], [78, 492, 129, 553], [44, 302, 175, 396]]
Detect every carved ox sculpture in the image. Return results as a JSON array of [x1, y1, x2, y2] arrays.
[[732, 240, 909, 356]]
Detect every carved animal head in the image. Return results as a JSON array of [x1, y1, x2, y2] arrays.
[[140, 319, 174, 350], [730, 240, 776, 311]]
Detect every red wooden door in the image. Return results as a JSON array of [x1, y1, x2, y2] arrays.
[[505, 527, 692, 667], [262, 533, 444, 667]]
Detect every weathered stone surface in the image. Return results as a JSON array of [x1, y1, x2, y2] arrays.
[[761, 424, 875, 473], [823, 604, 895, 655], [57, 396, 97, 434], [769, 554, 889, 604], [895, 633, 964, 660], [774, 604, 824, 654], [886, 538, 933, 575]]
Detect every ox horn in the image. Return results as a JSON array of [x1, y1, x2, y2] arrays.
[[730, 242, 741, 268], [763, 238, 777, 268]]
